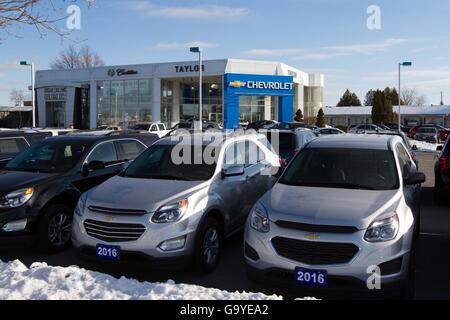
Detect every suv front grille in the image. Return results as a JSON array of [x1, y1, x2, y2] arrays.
[[271, 236, 359, 265], [84, 219, 146, 243], [88, 205, 147, 216], [275, 220, 358, 234]]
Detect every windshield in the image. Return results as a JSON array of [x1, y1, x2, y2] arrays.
[[132, 124, 151, 131], [418, 128, 436, 133], [6, 141, 88, 173], [279, 148, 399, 190], [122, 144, 217, 181]]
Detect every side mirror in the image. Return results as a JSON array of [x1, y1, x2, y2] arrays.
[[404, 172, 426, 186], [412, 145, 418, 151], [221, 165, 245, 179], [437, 145, 443, 152], [82, 161, 105, 177]]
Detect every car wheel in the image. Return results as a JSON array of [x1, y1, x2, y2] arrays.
[[194, 217, 223, 274], [37, 204, 73, 252]]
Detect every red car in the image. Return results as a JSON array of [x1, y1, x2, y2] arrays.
[[409, 124, 450, 143]]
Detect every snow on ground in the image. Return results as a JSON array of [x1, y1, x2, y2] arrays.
[[409, 139, 443, 153], [0, 260, 295, 300]]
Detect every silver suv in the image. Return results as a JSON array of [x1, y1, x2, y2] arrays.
[[244, 135, 425, 298], [72, 132, 280, 272]]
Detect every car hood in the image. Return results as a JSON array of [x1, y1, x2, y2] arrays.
[[0, 170, 56, 196], [263, 183, 402, 230], [87, 176, 207, 212]]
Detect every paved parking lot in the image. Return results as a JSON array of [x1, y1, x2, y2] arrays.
[[0, 152, 448, 299]]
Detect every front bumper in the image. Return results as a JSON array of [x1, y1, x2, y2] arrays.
[[72, 210, 199, 262], [0, 205, 38, 246], [244, 220, 413, 290]]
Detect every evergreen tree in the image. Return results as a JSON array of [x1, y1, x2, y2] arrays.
[[371, 90, 395, 124], [316, 108, 326, 127], [337, 89, 362, 106], [294, 109, 304, 122]]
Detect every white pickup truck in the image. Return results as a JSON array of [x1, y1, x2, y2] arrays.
[[131, 122, 171, 138]]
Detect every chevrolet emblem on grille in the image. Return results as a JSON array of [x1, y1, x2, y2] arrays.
[[305, 233, 320, 241], [105, 215, 114, 222]]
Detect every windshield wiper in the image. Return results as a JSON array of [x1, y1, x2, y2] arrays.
[[151, 175, 191, 181], [280, 181, 376, 190]]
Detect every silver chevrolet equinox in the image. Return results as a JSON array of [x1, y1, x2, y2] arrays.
[[244, 134, 425, 298], [72, 132, 280, 272]]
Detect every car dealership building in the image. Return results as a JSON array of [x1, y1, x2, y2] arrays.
[[35, 59, 324, 129]]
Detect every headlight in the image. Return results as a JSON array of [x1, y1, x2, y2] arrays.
[[151, 199, 188, 223], [0, 188, 34, 208], [364, 213, 399, 242], [75, 193, 88, 217], [250, 202, 270, 233]]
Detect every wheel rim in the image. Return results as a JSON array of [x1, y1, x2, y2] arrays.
[[48, 213, 72, 246], [202, 227, 220, 266]]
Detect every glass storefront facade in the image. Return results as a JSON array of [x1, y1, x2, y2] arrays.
[[97, 79, 152, 128], [180, 80, 222, 123], [238, 96, 275, 125], [304, 86, 324, 118]]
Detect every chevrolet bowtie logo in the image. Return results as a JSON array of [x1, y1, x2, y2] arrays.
[[305, 233, 320, 241], [229, 80, 246, 88]]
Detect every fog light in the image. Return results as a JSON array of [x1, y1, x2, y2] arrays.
[[159, 236, 186, 252], [3, 219, 27, 232]]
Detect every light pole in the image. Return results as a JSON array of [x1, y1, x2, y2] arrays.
[[398, 61, 412, 132], [20, 61, 36, 128], [190, 47, 203, 131]]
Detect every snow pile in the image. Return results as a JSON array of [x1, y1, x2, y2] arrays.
[[0, 260, 284, 300], [409, 140, 443, 152]]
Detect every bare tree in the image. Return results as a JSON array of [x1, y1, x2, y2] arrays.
[[401, 87, 427, 106], [9, 88, 26, 106], [0, 1, 94, 40], [50, 45, 104, 69]]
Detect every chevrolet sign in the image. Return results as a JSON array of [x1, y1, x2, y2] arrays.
[[229, 80, 293, 90]]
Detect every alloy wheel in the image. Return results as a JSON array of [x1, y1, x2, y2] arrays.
[[47, 213, 72, 247]]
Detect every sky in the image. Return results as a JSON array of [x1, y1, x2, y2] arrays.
[[1, 0, 450, 107]]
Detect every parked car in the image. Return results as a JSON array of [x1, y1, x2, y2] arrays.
[[171, 121, 222, 130], [246, 120, 278, 131], [434, 137, 449, 204], [72, 132, 281, 272], [273, 122, 311, 130], [0, 132, 158, 251], [315, 127, 345, 136], [414, 127, 439, 143], [262, 129, 317, 167], [349, 124, 385, 134], [244, 134, 425, 298], [384, 123, 410, 134], [408, 124, 450, 141], [0, 131, 51, 169], [38, 128, 79, 136], [131, 122, 171, 138]]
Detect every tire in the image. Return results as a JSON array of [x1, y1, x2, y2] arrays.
[[194, 217, 223, 274], [37, 204, 73, 252]]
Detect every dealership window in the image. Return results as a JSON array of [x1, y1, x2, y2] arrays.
[[161, 80, 174, 126], [180, 80, 222, 123], [238, 96, 275, 125], [97, 79, 153, 128], [46, 101, 66, 128]]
